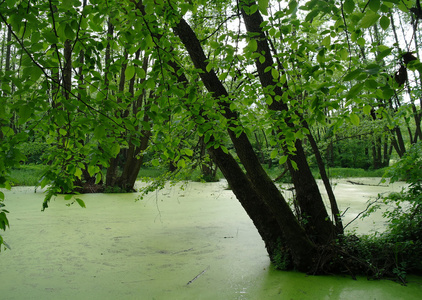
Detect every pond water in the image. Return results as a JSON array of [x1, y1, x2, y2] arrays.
[[1, 179, 421, 299]]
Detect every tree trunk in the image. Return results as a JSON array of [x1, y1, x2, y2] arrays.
[[240, 1, 336, 243], [171, 15, 318, 271], [208, 142, 316, 270], [305, 125, 343, 234]]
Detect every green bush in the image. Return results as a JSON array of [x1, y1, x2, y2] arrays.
[[18, 141, 49, 164], [348, 142, 422, 280]]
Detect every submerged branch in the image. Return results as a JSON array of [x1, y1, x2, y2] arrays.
[[186, 266, 210, 285]]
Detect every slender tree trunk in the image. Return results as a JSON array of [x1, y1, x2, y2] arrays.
[[305, 124, 343, 234], [240, 0, 336, 243]]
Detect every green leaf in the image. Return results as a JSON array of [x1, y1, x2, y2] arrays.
[[271, 68, 279, 79], [343, 0, 355, 14], [65, 23, 75, 40], [110, 143, 121, 157], [125, 65, 135, 81], [258, 0, 269, 15], [365, 79, 378, 89], [136, 67, 146, 79], [59, 128, 67, 136], [95, 173, 102, 184], [322, 35, 331, 47], [363, 104, 372, 115], [94, 125, 106, 140], [27, 66, 43, 82], [18, 105, 32, 123], [364, 64, 380, 74], [379, 15, 390, 30], [369, 0, 380, 12], [347, 82, 364, 99], [247, 39, 258, 53], [184, 149, 193, 156], [270, 150, 278, 159], [360, 12, 380, 28], [339, 48, 349, 60], [305, 10, 319, 22], [349, 113, 360, 126], [88, 165, 96, 177], [357, 37, 366, 46], [75, 198, 86, 208], [177, 159, 186, 168], [259, 55, 265, 64], [145, 34, 154, 48], [206, 62, 213, 73], [0, 211, 10, 230], [287, 0, 298, 14], [377, 47, 392, 61], [343, 69, 362, 81], [44, 32, 58, 44], [279, 155, 287, 165], [74, 168, 83, 179]]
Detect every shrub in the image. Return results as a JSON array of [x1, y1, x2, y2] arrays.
[[18, 141, 49, 164], [348, 142, 422, 281]]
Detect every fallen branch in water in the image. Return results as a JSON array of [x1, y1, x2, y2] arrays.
[[347, 180, 388, 187], [186, 266, 210, 285]]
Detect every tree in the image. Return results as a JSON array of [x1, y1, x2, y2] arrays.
[[0, 0, 421, 274]]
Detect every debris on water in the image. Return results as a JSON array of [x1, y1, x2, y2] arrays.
[[186, 266, 210, 285]]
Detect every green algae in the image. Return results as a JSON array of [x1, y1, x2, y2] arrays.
[[0, 180, 421, 299]]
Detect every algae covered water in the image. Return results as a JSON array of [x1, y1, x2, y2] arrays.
[[1, 179, 421, 299]]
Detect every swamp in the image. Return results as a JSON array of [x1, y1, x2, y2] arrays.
[[1, 179, 421, 299]]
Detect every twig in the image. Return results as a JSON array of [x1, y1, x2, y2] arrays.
[[186, 266, 210, 285], [343, 198, 381, 230]]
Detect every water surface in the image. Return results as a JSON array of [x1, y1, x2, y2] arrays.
[[1, 179, 421, 299]]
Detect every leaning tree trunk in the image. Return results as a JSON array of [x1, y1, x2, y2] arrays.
[[170, 14, 318, 271]]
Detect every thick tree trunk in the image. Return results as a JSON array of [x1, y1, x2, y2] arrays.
[[208, 143, 316, 270], [116, 129, 151, 191]]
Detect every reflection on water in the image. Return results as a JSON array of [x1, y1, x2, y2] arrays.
[[1, 180, 421, 299]]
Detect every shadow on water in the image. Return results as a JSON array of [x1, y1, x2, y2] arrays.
[[1, 179, 421, 299]]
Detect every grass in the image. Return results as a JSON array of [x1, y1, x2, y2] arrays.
[[9, 164, 45, 186], [137, 167, 166, 179]]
